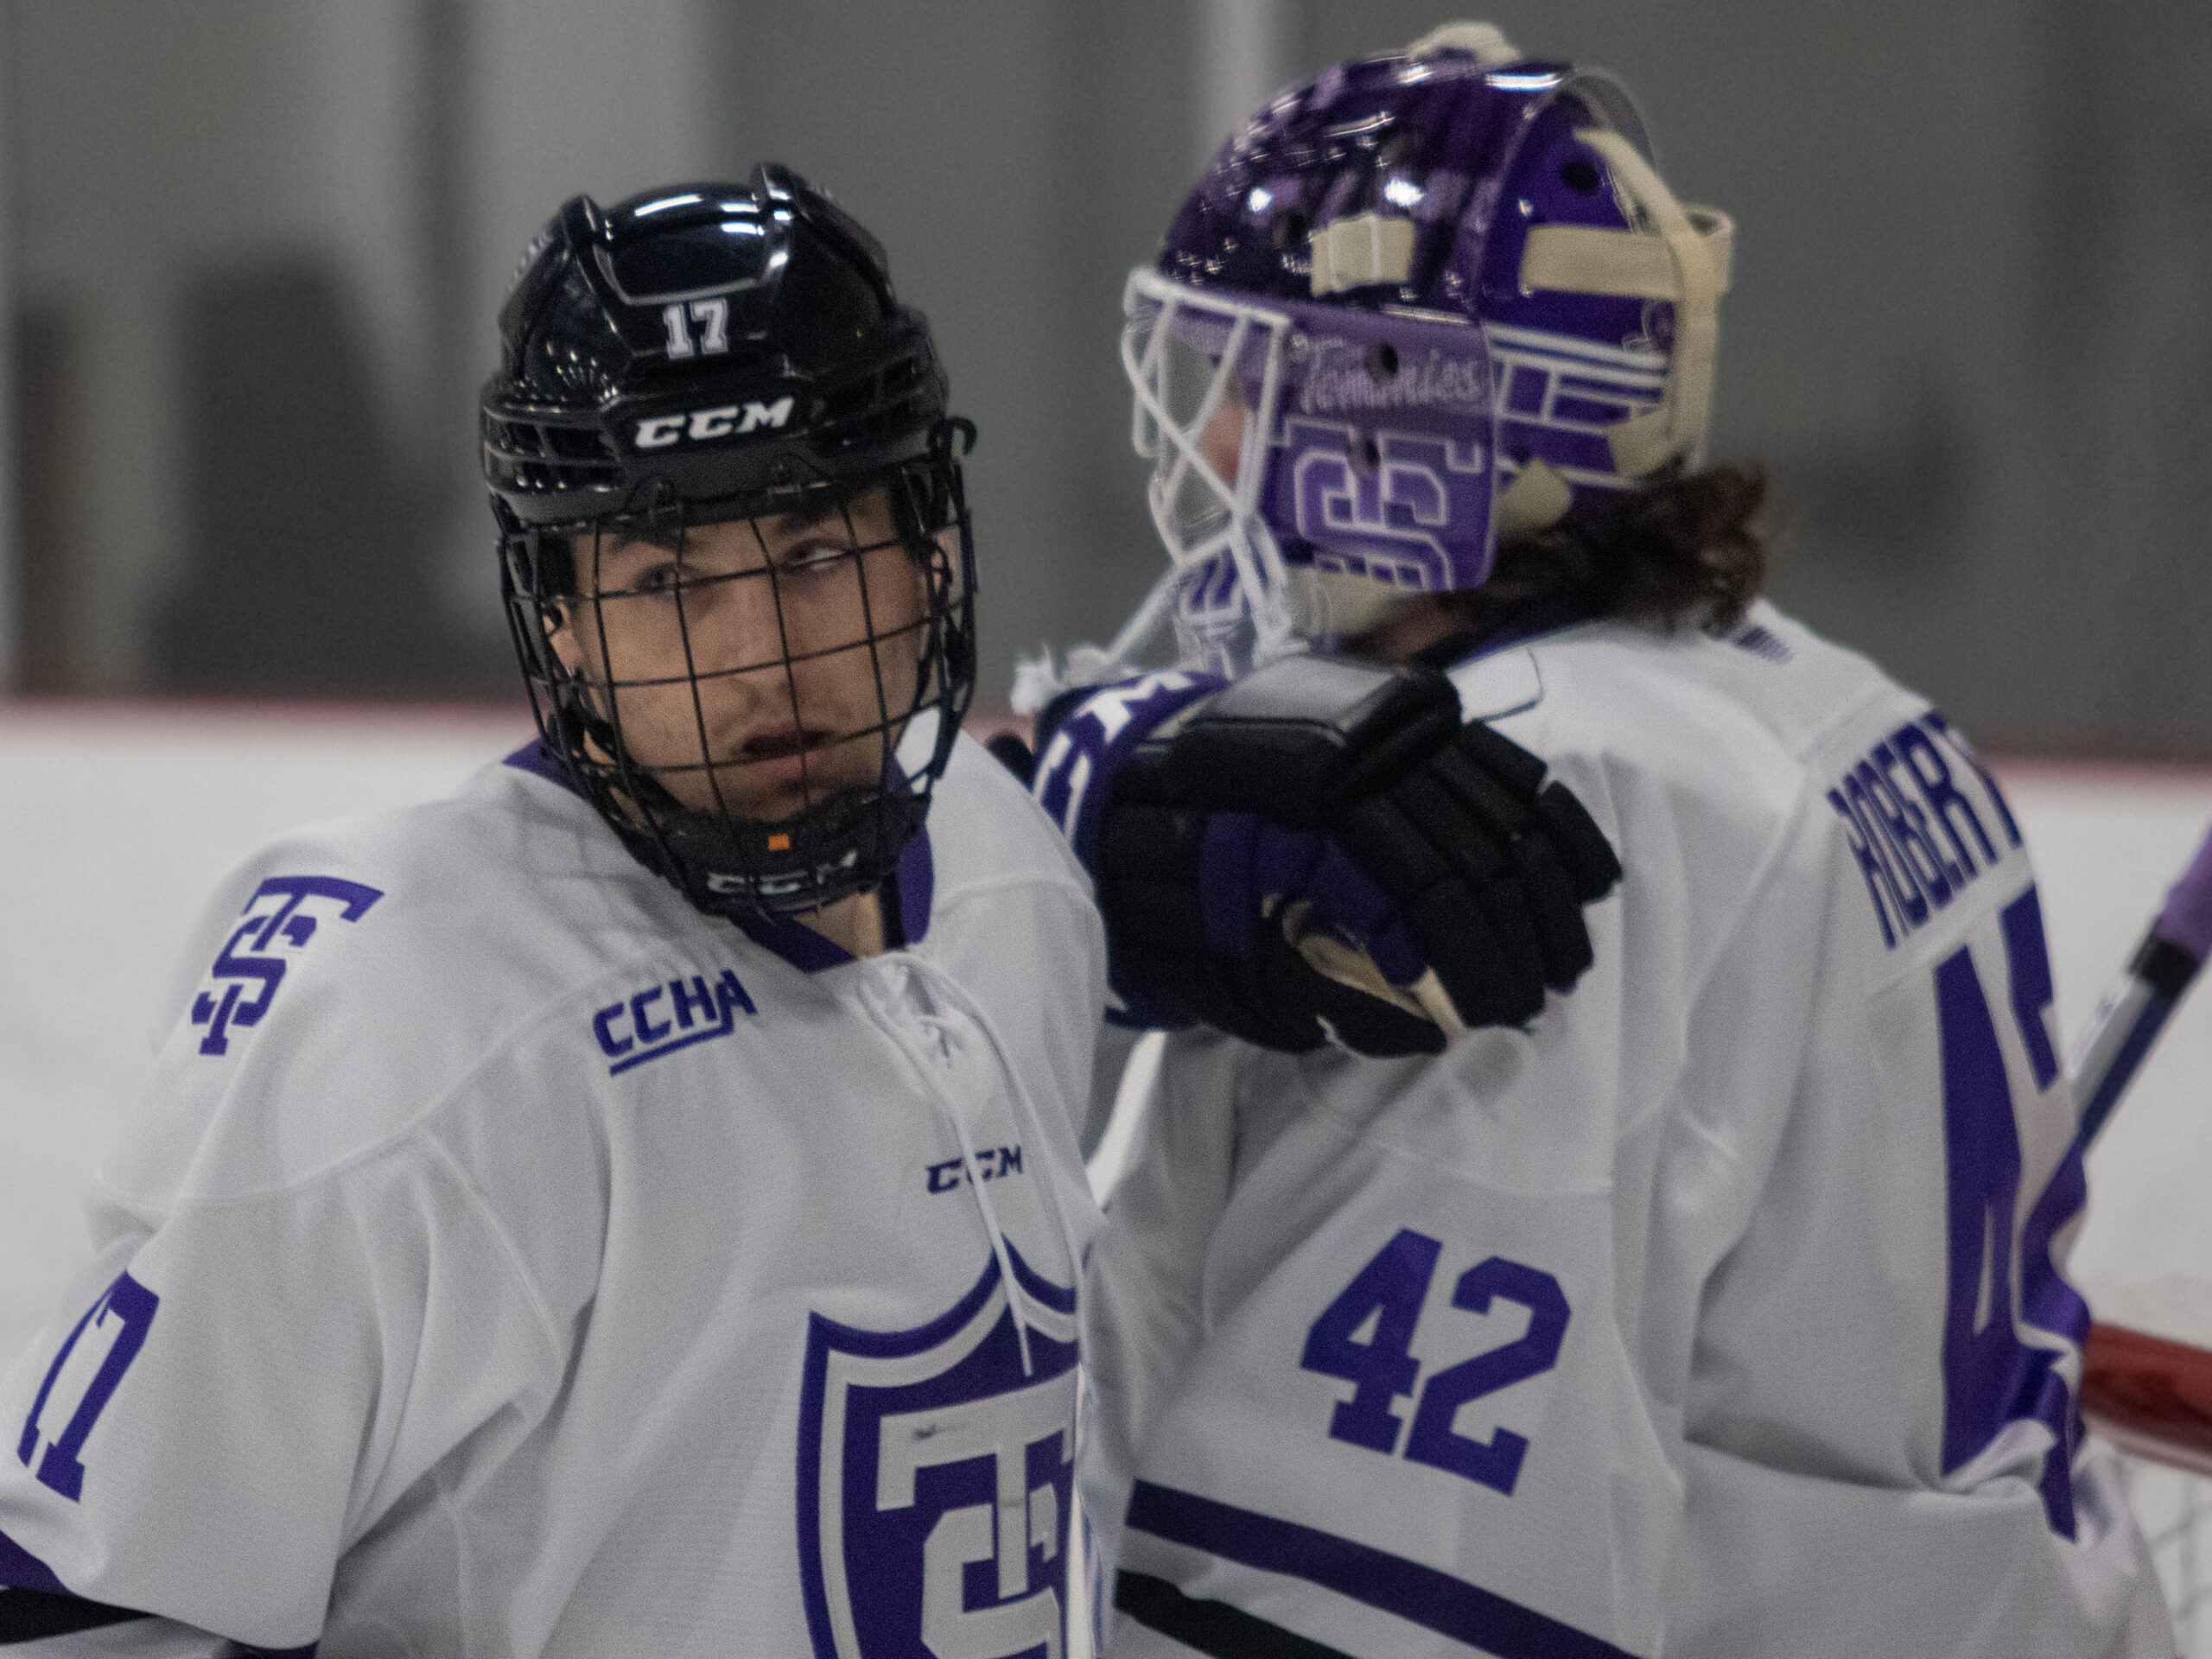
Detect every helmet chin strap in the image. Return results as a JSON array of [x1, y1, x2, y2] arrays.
[[1495, 460, 1576, 541], [1288, 564, 1416, 642]]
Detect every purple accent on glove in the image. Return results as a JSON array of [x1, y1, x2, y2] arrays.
[[1033, 671, 1221, 871], [1198, 813, 1427, 986], [2157, 821, 2212, 963]]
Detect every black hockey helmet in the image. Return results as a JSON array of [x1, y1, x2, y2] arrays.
[[483, 164, 977, 923]]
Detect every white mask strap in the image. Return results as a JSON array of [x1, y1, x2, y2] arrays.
[[1516, 127, 1732, 477]]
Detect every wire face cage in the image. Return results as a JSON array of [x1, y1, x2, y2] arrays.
[[499, 433, 976, 923]]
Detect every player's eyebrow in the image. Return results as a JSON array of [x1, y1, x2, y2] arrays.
[[581, 524, 687, 565], [765, 503, 859, 543], [780, 495, 852, 531]]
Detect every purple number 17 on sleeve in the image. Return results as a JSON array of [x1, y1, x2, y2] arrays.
[[17, 1272, 160, 1502]]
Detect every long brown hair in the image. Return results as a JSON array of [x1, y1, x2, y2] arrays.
[[1434, 463, 1770, 639]]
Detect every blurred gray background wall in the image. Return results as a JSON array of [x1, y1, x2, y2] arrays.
[[2, 0, 2207, 752]]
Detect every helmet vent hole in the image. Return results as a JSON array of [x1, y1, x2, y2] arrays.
[[1365, 342, 1399, 384], [1376, 129, 1412, 168], [1560, 158, 1602, 195], [1349, 434, 1382, 475], [1271, 209, 1309, 251]]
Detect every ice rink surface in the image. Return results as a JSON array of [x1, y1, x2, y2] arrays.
[[2, 703, 2209, 1398]]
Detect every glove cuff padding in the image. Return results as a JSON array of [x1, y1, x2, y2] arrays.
[[1150, 656, 1466, 823]]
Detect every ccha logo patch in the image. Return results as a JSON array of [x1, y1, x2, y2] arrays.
[[798, 1248, 1078, 1659], [590, 969, 756, 1075], [190, 876, 385, 1057]]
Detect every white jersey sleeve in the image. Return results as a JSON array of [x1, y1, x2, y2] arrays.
[[1081, 602, 2174, 1659], [0, 816, 597, 1650]]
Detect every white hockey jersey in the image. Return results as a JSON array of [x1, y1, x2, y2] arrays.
[[0, 733, 1106, 1658], [1083, 601, 2176, 1659]]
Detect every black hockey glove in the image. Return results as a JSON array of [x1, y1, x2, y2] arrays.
[[1032, 656, 1621, 1055]]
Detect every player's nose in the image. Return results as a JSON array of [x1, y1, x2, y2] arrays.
[[1199, 388, 1248, 484], [687, 565, 797, 679], [666, 531, 797, 681]]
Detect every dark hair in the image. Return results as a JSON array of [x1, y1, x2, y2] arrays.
[[1434, 463, 1770, 638]]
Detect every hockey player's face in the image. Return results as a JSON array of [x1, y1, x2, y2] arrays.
[[545, 489, 930, 823], [1198, 384, 1248, 489]]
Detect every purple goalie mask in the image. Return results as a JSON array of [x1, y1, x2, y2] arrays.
[[1124, 272, 1499, 667], [1101, 22, 1733, 680]]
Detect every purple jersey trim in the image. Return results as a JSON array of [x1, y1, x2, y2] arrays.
[[1008, 1238, 1079, 1318], [1123, 1482, 1634, 1659], [728, 826, 934, 973], [734, 912, 856, 973], [0, 1524, 67, 1595], [502, 737, 574, 789], [895, 820, 934, 948]]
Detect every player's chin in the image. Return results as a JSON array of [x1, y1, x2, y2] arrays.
[[695, 743, 884, 823]]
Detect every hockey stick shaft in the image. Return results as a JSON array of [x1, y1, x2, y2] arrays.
[[2066, 816, 2212, 1145], [2057, 821, 2212, 1480]]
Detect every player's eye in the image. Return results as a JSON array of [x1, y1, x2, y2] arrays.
[[779, 537, 856, 574], [626, 560, 683, 597]]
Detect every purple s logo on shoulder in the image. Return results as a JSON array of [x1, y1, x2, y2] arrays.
[[189, 875, 385, 1057]]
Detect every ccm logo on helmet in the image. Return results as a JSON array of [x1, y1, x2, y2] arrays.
[[633, 398, 796, 450]]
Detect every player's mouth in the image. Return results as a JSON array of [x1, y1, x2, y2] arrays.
[[737, 726, 838, 783]]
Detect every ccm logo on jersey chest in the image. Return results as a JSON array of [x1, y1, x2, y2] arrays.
[[592, 969, 756, 1075], [925, 1145, 1024, 1193], [632, 398, 794, 450]]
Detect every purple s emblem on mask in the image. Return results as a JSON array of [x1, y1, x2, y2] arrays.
[[1283, 420, 1492, 592]]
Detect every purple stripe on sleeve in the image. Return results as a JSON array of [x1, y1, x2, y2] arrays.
[[0, 1524, 68, 1595], [1124, 1482, 1634, 1659]]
